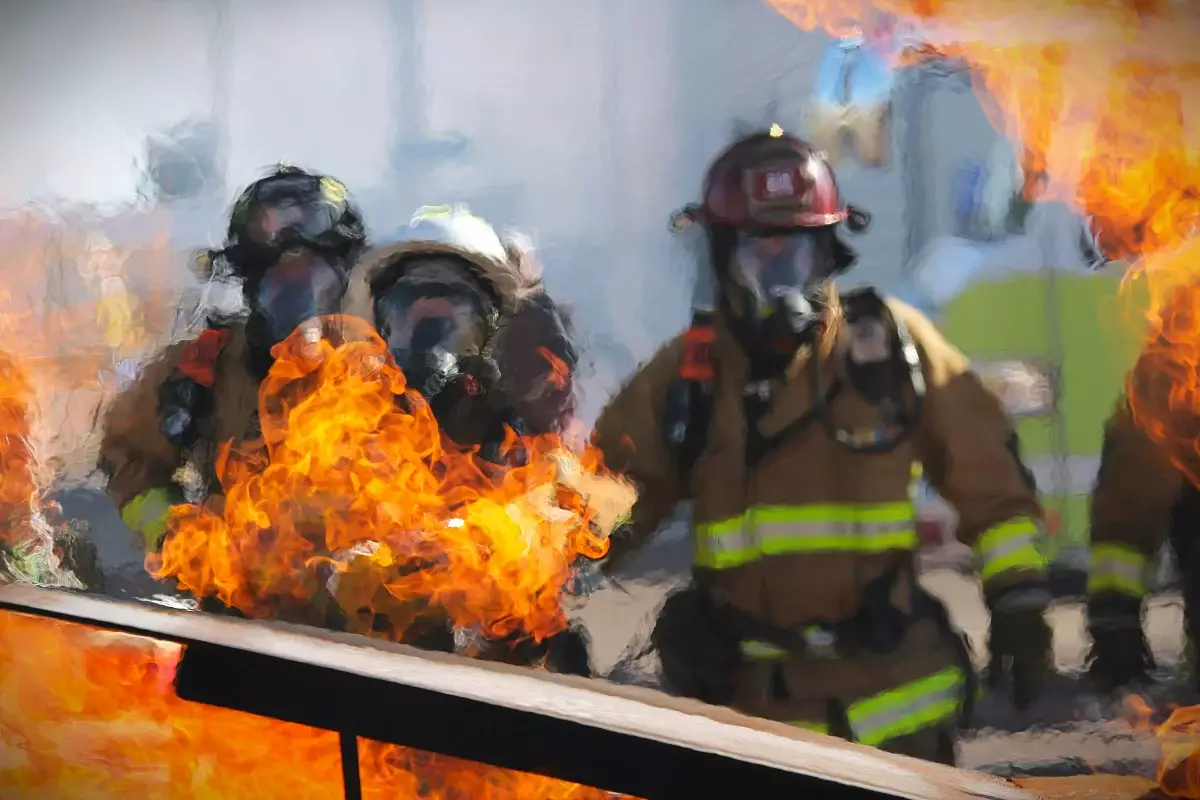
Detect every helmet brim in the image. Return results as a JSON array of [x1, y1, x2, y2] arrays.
[[344, 241, 522, 322]]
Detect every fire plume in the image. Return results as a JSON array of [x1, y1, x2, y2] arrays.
[[0, 350, 38, 545], [763, 1, 1200, 791], [0, 609, 634, 799], [762, 0, 1200, 476], [150, 315, 634, 645]]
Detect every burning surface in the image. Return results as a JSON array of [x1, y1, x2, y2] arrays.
[[150, 315, 634, 646], [0, 609, 634, 799]]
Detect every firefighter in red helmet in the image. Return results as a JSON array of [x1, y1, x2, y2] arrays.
[[589, 129, 1052, 763]]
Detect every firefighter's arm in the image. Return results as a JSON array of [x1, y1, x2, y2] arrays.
[[590, 337, 688, 576], [896, 302, 1046, 593], [98, 345, 188, 552], [1089, 394, 1183, 601]]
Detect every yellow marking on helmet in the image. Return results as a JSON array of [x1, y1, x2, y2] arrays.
[[319, 176, 347, 205], [413, 204, 455, 222], [769, 123, 784, 138]]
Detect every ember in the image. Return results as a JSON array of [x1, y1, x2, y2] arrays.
[[0, 610, 633, 799], [150, 315, 635, 646]]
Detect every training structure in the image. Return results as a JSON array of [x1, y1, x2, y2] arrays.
[[0, 584, 1036, 800]]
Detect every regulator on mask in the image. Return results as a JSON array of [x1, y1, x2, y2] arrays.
[[725, 228, 833, 357], [372, 257, 499, 403]]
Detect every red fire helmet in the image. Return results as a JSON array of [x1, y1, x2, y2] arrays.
[[700, 128, 849, 229]]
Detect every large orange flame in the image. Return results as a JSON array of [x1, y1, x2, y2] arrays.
[[0, 350, 38, 546], [761, 0, 1200, 474], [0, 609, 635, 799], [764, 1, 1200, 793], [150, 315, 634, 645]]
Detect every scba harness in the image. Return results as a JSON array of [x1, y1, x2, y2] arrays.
[[654, 288, 978, 736], [663, 286, 927, 478]]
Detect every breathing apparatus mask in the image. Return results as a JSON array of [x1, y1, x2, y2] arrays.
[[242, 248, 349, 374], [372, 257, 499, 403], [719, 226, 839, 364]]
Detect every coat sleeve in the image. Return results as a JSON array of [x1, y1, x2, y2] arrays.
[[590, 336, 688, 575], [892, 301, 1046, 592], [98, 344, 188, 548], [1088, 393, 1183, 600]]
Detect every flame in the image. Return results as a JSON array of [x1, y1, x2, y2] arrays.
[[0, 609, 634, 799], [762, 1, 1200, 479], [151, 315, 635, 645], [0, 350, 39, 545], [1116, 697, 1200, 799], [538, 346, 571, 391], [1157, 705, 1200, 799]]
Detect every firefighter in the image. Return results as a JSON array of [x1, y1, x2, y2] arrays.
[[340, 203, 590, 673], [1085, 293, 1194, 691], [344, 204, 578, 451], [588, 128, 1053, 763], [98, 165, 374, 627]]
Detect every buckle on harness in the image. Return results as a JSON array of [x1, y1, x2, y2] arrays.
[[803, 626, 839, 659]]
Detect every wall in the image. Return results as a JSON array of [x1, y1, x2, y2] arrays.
[[0, 0, 1009, 421]]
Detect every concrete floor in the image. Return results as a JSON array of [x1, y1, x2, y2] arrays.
[[571, 523, 1190, 782]]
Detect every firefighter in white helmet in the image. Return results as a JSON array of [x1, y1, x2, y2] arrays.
[[340, 203, 590, 673]]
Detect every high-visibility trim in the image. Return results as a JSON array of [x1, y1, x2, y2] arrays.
[[120, 487, 177, 554], [694, 502, 917, 570], [741, 640, 791, 661], [1087, 544, 1149, 599], [973, 517, 1046, 582], [741, 626, 833, 661], [846, 666, 966, 747]]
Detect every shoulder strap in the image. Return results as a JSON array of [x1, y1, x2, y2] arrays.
[[665, 319, 716, 482]]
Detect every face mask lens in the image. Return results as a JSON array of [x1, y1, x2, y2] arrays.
[[376, 283, 487, 366], [732, 232, 820, 298], [254, 252, 345, 341]]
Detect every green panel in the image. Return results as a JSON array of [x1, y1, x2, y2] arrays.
[[937, 272, 1145, 457]]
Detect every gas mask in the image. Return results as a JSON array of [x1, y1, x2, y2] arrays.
[[243, 248, 349, 373], [373, 258, 497, 402], [725, 229, 831, 359]]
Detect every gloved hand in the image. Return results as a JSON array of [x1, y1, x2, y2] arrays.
[[985, 584, 1053, 711], [1085, 592, 1155, 692], [652, 586, 742, 705]]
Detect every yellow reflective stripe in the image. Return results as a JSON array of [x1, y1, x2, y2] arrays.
[[120, 487, 176, 553], [973, 517, 1046, 582], [847, 667, 965, 747], [1088, 544, 1149, 599], [791, 721, 830, 735], [741, 626, 833, 661], [695, 503, 917, 570], [741, 640, 790, 661]]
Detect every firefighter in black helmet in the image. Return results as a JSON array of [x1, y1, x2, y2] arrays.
[[99, 166, 377, 627]]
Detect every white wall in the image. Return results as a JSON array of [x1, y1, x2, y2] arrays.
[[0, 0, 1005, 422]]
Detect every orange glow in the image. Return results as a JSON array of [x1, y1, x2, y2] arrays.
[[150, 315, 635, 646], [0, 610, 634, 799], [0, 350, 38, 546], [763, 0, 1200, 487]]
